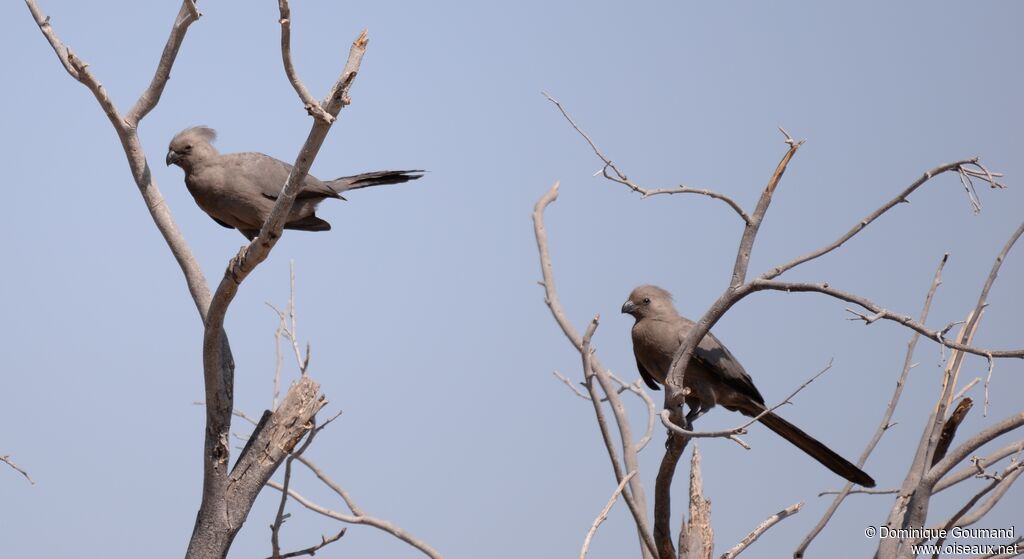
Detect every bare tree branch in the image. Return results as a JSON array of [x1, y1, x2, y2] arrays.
[[679, 445, 713, 559], [609, 374, 658, 452], [655, 418, 688, 559], [721, 502, 802, 559], [729, 131, 804, 288], [263, 530, 345, 559], [26, 0, 211, 317], [1, 455, 34, 485], [953, 376, 981, 402], [552, 370, 659, 453], [125, 0, 202, 126], [745, 279, 1024, 359], [277, 0, 334, 123], [878, 221, 1024, 558], [270, 414, 322, 559], [926, 460, 1023, 557], [542, 93, 751, 223], [189, 22, 369, 559], [553, 370, 593, 400], [265, 481, 443, 559], [533, 181, 658, 559], [929, 459, 1023, 534], [580, 470, 637, 559], [761, 161, 1003, 282], [880, 311, 983, 558], [925, 411, 1024, 485], [934, 440, 1024, 493], [932, 397, 974, 466], [796, 253, 947, 557]]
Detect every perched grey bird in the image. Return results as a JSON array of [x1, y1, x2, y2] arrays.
[[166, 126, 423, 239], [622, 285, 875, 487]]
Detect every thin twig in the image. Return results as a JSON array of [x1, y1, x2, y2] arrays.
[[609, 374, 658, 452], [931, 459, 1024, 533], [0, 455, 35, 485], [552, 371, 592, 400], [191, 402, 261, 427], [265, 481, 443, 559], [720, 502, 803, 559], [262, 530, 345, 559], [542, 92, 751, 223], [579, 471, 637, 559], [760, 160, 1004, 282], [277, 0, 334, 123], [934, 440, 1024, 493], [747, 279, 1023, 359], [953, 377, 981, 402], [271, 416, 320, 558]]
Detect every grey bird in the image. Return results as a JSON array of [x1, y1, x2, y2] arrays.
[[166, 126, 423, 239], [622, 285, 875, 487]]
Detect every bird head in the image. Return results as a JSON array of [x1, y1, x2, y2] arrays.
[[621, 285, 677, 321], [166, 126, 219, 170]]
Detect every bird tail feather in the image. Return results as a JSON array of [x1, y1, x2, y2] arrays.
[[755, 409, 876, 487], [326, 170, 424, 193], [284, 215, 331, 232]]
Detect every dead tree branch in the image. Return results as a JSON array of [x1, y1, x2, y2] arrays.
[[934, 440, 1024, 493], [1, 455, 34, 485], [878, 221, 1024, 559], [678, 445, 713, 559], [270, 414, 322, 559], [266, 475, 443, 559], [26, 0, 210, 316], [580, 470, 638, 559], [761, 161, 1003, 282], [795, 253, 947, 557], [189, 23, 368, 559], [931, 397, 974, 466], [542, 93, 751, 223], [721, 502, 802, 559], [263, 530, 346, 559], [926, 460, 1024, 557], [533, 181, 658, 559], [277, 0, 333, 123]]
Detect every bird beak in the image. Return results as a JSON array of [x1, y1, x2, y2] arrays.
[[621, 300, 636, 315], [165, 149, 181, 166]]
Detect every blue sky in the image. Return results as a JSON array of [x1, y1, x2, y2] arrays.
[[3, 1, 1022, 557]]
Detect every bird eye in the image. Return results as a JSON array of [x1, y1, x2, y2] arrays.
[[642, 297, 651, 304], [184, 144, 193, 151]]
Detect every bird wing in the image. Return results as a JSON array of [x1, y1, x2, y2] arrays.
[[691, 329, 766, 405], [634, 353, 662, 391], [210, 216, 234, 229], [228, 152, 340, 201]]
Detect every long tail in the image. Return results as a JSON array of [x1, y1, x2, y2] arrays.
[[326, 170, 424, 194], [754, 409, 876, 487]]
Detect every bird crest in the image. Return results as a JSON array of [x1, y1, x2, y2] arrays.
[[172, 125, 217, 145]]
